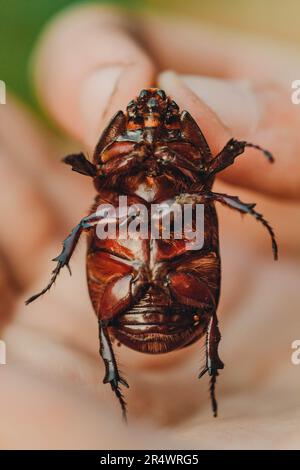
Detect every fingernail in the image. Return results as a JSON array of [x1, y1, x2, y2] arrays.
[[178, 75, 261, 138], [80, 65, 124, 147]]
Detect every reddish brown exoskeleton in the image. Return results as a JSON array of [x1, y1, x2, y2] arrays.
[[26, 89, 278, 420]]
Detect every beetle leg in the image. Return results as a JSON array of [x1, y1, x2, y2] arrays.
[[63, 153, 97, 177], [25, 212, 111, 304], [205, 191, 278, 260], [199, 314, 224, 417], [206, 138, 274, 178], [99, 320, 129, 422]]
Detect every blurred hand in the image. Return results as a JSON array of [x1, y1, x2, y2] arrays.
[[0, 4, 300, 450]]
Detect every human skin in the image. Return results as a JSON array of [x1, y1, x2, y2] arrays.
[[0, 4, 300, 449]]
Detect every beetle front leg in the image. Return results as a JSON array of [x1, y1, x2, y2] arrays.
[[25, 212, 107, 304], [99, 320, 129, 422], [206, 138, 274, 178], [199, 314, 224, 417], [63, 152, 97, 177]]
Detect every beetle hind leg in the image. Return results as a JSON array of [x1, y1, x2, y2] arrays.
[[108, 377, 128, 423], [209, 374, 219, 418], [199, 314, 224, 417], [99, 320, 129, 422]]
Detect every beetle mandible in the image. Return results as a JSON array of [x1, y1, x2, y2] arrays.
[[26, 88, 278, 420]]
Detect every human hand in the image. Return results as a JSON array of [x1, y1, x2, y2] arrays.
[[1, 4, 300, 449]]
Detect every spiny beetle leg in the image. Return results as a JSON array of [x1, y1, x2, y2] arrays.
[[25, 207, 140, 305], [199, 314, 224, 417], [63, 153, 97, 177], [207, 138, 274, 178], [205, 191, 278, 260], [25, 212, 108, 305], [99, 320, 129, 422], [175, 190, 277, 259]]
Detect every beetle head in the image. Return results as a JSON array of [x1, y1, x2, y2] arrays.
[[126, 88, 180, 130]]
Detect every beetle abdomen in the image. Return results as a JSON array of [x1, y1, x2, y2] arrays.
[[108, 284, 212, 354]]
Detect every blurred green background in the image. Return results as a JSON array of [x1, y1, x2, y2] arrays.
[[0, 0, 140, 107], [0, 0, 299, 110]]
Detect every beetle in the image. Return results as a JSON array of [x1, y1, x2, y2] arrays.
[[26, 88, 278, 420]]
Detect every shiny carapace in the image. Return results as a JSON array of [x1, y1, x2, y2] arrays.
[[27, 88, 278, 420]]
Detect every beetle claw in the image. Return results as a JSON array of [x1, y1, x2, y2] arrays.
[[66, 263, 72, 276], [119, 377, 129, 388], [107, 376, 129, 389], [198, 367, 209, 379], [199, 366, 222, 379], [108, 378, 128, 422]]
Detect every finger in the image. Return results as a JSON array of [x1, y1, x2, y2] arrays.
[[0, 95, 93, 293], [0, 250, 16, 329], [158, 71, 300, 199], [140, 13, 299, 85], [0, 94, 93, 217], [0, 365, 185, 449], [33, 4, 155, 148], [0, 96, 57, 291], [144, 13, 300, 199]]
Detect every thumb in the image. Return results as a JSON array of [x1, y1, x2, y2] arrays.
[[158, 71, 300, 200], [33, 4, 155, 148]]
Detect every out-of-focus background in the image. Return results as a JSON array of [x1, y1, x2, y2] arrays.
[[2, 0, 300, 109], [0, 0, 300, 451]]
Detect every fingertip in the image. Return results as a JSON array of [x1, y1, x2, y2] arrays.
[[80, 61, 155, 148], [159, 71, 300, 199], [33, 4, 155, 148]]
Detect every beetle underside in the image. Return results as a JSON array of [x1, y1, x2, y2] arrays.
[[26, 88, 278, 422], [111, 299, 210, 354]]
